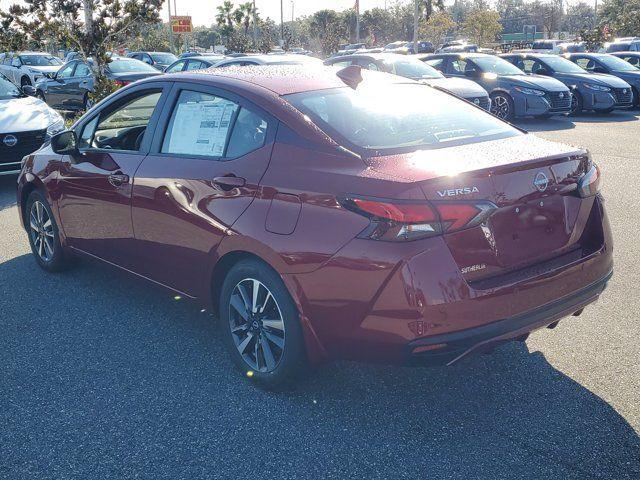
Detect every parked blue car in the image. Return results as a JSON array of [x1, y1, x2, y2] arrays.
[[564, 53, 638, 108], [501, 52, 635, 114], [611, 51, 640, 68], [421, 53, 571, 120]]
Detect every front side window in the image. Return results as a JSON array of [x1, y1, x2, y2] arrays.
[[286, 84, 520, 152], [226, 108, 268, 157], [80, 90, 162, 151], [74, 63, 91, 77], [165, 60, 185, 73], [57, 63, 75, 79], [185, 60, 205, 70], [162, 90, 239, 157]]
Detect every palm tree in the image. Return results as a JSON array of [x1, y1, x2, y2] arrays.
[[216, 0, 235, 41]]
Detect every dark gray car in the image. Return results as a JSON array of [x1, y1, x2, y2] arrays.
[[325, 53, 490, 110], [501, 53, 636, 113], [422, 53, 571, 120], [126, 51, 178, 71], [35, 57, 161, 111], [564, 53, 638, 107], [164, 55, 224, 73], [612, 51, 640, 68]]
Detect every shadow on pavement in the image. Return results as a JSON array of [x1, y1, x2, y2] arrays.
[[1, 253, 638, 479], [569, 111, 640, 124]]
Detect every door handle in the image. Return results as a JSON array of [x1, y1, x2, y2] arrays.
[[108, 172, 130, 187], [213, 175, 246, 190]]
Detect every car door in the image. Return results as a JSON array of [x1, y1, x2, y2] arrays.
[[69, 62, 93, 109], [130, 82, 276, 297], [47, 62, 76, 109], [53, 82, 170, 267]]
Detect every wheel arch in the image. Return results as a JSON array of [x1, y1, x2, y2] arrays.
[[209, 247, 329, 365]]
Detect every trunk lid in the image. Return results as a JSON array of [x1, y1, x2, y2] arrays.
[[366, 134, 591, 283]]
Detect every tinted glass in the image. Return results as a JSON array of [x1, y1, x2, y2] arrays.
[[471, 56, 524, 75], [107, 59, 158, 73], [150, 53, 178, 64], [382, 58, 443, 79], [20, 55, 62, 66], [607, 42, 631, 52], [185, 60, 205, 70], [165, 61, 185, 73], [162, 90, 239, 157], [539, 56, 586, 73], [83, 91, 162, 151], [74, 63, 91, 76], [57, 63, 75, 78], [594, 54, 639, 71], [226, 108, 268, 157], [286, 84, 520, 151], [0, 75, 21, 100]]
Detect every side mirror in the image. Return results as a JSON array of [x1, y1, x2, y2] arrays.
[[51, 130, 80, 157], [21, 85, 36, 96]]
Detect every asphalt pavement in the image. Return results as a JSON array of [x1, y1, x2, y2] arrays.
[[1, 111, 639, 479]]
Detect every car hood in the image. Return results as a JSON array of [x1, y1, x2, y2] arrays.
[[0, 96, 54, 133], [26, 65, 60, 75], [421, 77, 487, 98], [556, 71, 633, 88], [502, 74, 568, 92], [610, 70, 640, 86]]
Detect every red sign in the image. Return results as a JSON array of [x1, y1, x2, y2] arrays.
[[171, 16, 192, 34]]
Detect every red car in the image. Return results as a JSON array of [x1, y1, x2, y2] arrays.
[[17, 65, 612, 387]]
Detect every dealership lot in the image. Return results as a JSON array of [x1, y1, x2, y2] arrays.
[[1, 112, 639, 478]]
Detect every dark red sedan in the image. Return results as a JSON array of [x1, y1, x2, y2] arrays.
[[17, 65, 612, 387]]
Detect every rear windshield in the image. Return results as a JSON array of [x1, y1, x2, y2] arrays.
[[595, 54, 639, 71], [150, 52, 177, 64], [107, 59, 158, 73], [285, 84, 520, 152], [472, 56, 525, 75]]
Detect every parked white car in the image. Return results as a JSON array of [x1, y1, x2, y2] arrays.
[[0, 73, 65, 175], [0, 52, 63, 87]]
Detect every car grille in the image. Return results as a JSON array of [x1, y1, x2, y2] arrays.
[[468, 95, 490, 110], [545, 91, 571, 112], [612, 87, 633, 105], [0, 129, 47, 174]]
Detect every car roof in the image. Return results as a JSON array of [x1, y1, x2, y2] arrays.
[[430, 52, 489, 58], [501, 52, 556, 58], [612, 51, 640, 56], [182, 56, 221, 63], [159, 64, 406, 96], [223, 54, 319, 64]]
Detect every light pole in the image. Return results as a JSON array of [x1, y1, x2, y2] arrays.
[[413, 0, 419, 54], [167, 0, 174, 53], [280, 0, 284, 47]]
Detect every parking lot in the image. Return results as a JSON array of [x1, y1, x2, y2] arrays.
[[1, 112, 639, 479]]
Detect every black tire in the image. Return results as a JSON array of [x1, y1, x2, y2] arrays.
[[570, 90, 583, 115], [20, 76, 31, 87], [535, 113, 553, 119], [219, 258, 306, 389], [490, 92, 515, 121], [633, 87, 640, 108], [25, 191, 73, 272]]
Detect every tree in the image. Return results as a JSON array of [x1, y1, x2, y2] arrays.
[[4, 0, 163, 102], [234, 2, 256, 36], [599, 0, 640, 37], [361, 7, 395, 45], [419, 12, 456, 46], [216, 0, 235, 42], [463, 9, 502, 45], [563, 2, 596, 34], [309, 9, 346, 55], [538, 0, 564, 38]]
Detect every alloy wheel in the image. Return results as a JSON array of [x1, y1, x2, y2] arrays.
[[228, 278, 286, 373], [491, 95, 510, 119], [29, 200, 55, 262]]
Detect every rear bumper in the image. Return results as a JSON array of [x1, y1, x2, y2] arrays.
[[406, 270, 611, 366]]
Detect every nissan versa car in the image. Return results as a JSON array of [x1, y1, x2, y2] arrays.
[[17, 66, 612, 387], [325, 53, 491, 110], [501, 52, 636, 113], [423, 53, 571, 119], [0, 73, 64, 175], [564, 53, 638, 108], [0, 51, 63, 86]]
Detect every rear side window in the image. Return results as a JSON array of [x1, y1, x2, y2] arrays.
[[162, 89, 269, 158]]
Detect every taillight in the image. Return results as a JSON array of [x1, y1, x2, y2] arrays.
[[577, 164, 601, 198], [341, 196, 497, 241]]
